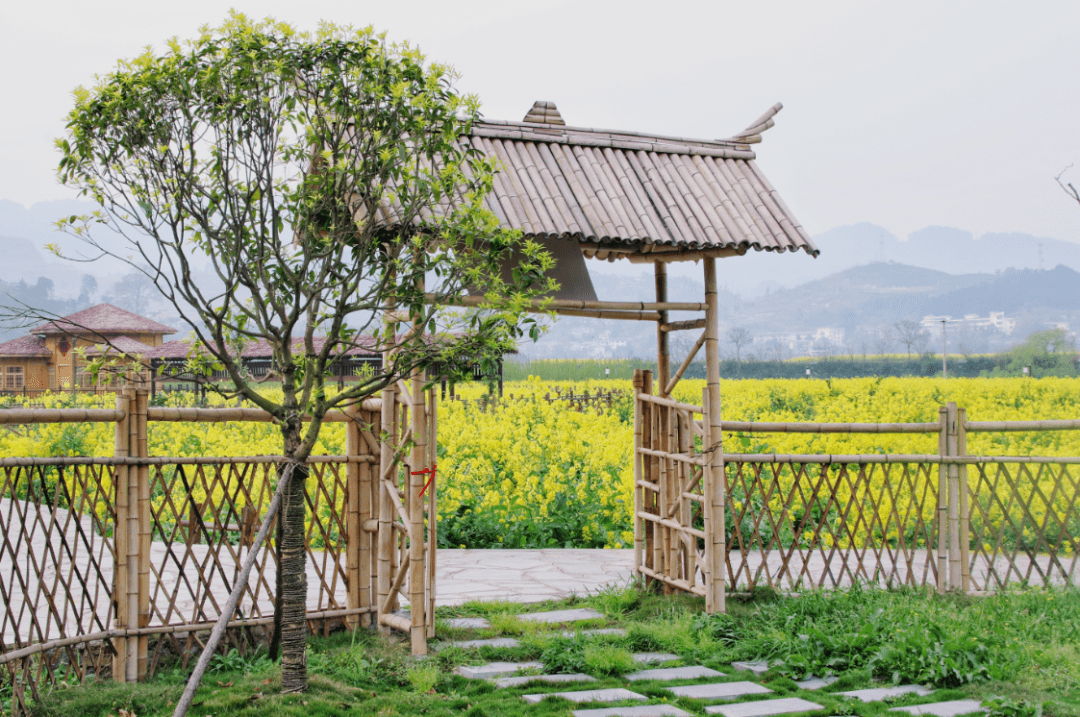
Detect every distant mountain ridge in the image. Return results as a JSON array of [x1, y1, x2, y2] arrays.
[[702, 222, 1080, 297]]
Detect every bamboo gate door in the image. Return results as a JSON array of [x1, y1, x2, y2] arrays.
[[371, 376, 438, 653]]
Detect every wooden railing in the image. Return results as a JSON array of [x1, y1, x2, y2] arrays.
[[633, 369, 1080, 604]]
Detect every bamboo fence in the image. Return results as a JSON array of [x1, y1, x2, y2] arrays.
[[632, 369, 1080, 607], [0, 385, 435, 716]]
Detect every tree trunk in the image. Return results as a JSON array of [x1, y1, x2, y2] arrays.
[[279, 422, 309, 693]]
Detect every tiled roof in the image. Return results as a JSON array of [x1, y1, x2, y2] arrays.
[[33, 304, 177, 336], [83, 336, 156, 357], [375, 102, 817, 263], [0, 334, 51, 357], [144, 340, 191, 360]]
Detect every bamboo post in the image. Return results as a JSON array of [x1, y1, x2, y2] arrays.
[[121, 385, 140, 682], [632, 370, 645, 584], [947, 402, 963, 590], [655, 263, 670, 395], [642, 371, 656, 586], [936, 405, 949, 593], [377, 384, 396, 635], [957, 405, 970, 592], [678, 410, 692, 585], [702, 257, 726, 614], [135, 387, 150, 681], [665, 407, 678, 589], [344, 402, 365, 628], [650, 386, 663, 583], [408, 267, 427, 655], [112, 389, 131, 682], [657, 404, 671, 593], [426, 385, 438, 639]]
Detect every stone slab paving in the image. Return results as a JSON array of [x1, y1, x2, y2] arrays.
[[497, 673, 597, 688], [443, 617, 490, 629], [731, 661, 771, 676], [625, 665, 725, 682], [667, 681, 774, 700], [517, 608, 605, 623], [523, 688, 648, 704], [434, 637, 520, 651], [454, 661, 543, 679], [572, 706, 691, 717], [705, 697, 825, 717], [794, 677, 838, 690], [889, 701, 986, 717], [633, 653, 681, 664], [838, 686, 932, 702]]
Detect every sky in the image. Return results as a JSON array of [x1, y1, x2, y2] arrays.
[[2, 0, 1079, 259]]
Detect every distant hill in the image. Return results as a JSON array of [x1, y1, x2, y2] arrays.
[[928, 264, 1080, 316], [744, 263, 996, 332], [527, 262, 1080, 358]]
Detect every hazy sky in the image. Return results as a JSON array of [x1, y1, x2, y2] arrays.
[[3, 0, 1079, 248]]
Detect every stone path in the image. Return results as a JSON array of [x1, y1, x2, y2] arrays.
[[446, 606, 988, 717]]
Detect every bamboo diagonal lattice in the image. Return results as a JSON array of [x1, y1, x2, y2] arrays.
[[0, 387, 438, 716]]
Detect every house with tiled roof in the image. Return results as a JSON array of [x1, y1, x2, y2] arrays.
[[0, 304, 176, 393]]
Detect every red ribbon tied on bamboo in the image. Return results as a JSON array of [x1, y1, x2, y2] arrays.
[[411, 464, 437, 497]]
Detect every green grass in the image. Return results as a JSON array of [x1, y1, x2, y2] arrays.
[[15, 585, 1080, 717]]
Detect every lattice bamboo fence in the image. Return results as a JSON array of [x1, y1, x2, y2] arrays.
[[633, 370, 1080, 604], [0, 383, 435, 716]]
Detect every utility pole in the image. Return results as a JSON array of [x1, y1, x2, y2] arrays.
[[941, 319, 949, 378]]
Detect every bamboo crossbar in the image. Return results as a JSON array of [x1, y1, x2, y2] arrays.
[[966, 419, 1080, 432], [425, 293, 707, 312], [635, 393, 703, 413], [0, 607, 376, 666], [716, 420, 942, 434], [147, 404, 380, 423], [637, 565, 707, 597], [722, 452, 1080, 464], [0, 404, 383, 426], [0, 408, 125, 424], [551, 308, 663, 321], [0, 455, 373, 467], [379, 613, 412, 633], [660, 319, 707, 332], [636, 446, 705, 465], [637, 510, 706, 539]]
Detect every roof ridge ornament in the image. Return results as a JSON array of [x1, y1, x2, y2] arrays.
[[523, 100, 566, 126], [728, 102, 783, 144]]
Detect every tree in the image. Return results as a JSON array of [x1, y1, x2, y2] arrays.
[[874, 326, 894, 355], [78, 274, 98, 303], [1003, 328, 1077, 377], [1057, 166, 1079, 208], [726, 326, 752, 364], [769, 336, 787, 362], [55, 15, 552, 694], [894, 319, 929, 357], [107, 272, 156, 315]]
